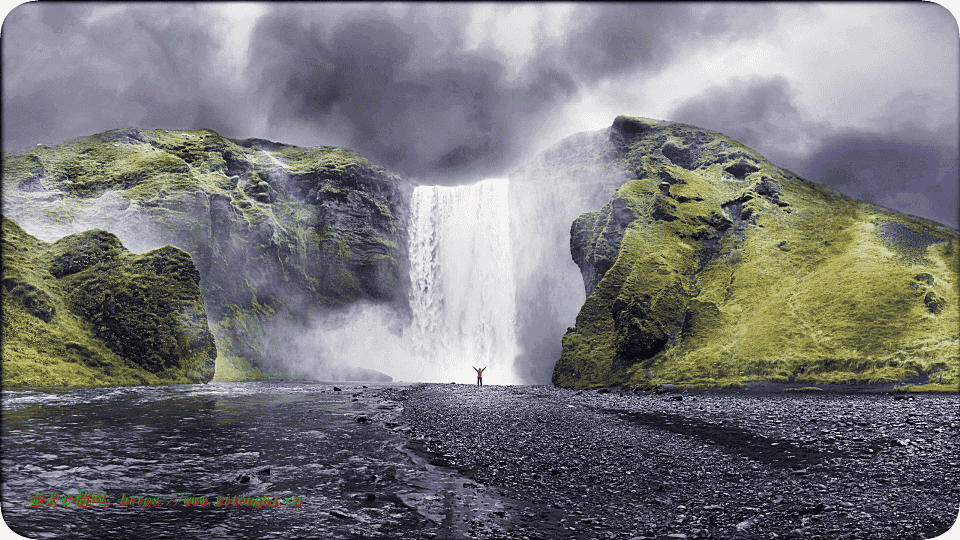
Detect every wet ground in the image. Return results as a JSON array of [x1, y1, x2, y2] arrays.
[[1, 382, 436, 539], [2, 382, 958, 539], [386, 383, 960, 540]]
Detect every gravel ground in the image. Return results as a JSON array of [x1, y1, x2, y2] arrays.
[[377, 383, 960, 540]]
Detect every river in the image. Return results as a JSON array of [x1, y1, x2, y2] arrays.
[[1, 381, 503, 539]]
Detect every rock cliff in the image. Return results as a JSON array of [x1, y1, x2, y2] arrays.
[[2, 216, 216, 387], [555, 116, 959, 391], [2, 127, 412, 380]]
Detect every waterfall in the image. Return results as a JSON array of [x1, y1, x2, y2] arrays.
[[246, 177, 521, 385], [406, 179, 520, 384]]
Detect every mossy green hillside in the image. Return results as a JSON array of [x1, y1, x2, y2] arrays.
[[2, 215, 216, 388], [3, 128, 414, 380], [555, 116, 959, 391]]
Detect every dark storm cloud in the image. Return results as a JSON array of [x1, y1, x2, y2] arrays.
[[2, 3, 243, 151], [801, 132, 958, 228], [669, 77, 958, 229], [246, 3, 764, 183], [559, 3, 779, 82], [3, 3, 785, 180], [3, 90, 58, 142], [248, 7, 558, 182], [670, 75, 825, 161], [560, 4, 684, 81]]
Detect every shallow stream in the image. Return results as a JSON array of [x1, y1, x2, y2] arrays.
[[0, 381, 502, 539]]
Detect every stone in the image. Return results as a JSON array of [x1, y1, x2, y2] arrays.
[[662, 142, 699, 170], [725, 160, 761, 179], [924, 292, 945, 314]]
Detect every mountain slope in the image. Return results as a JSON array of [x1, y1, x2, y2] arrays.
[[2, 127, 412, 380], [2, 216, 216, 388], [554, 116, 959, 391]]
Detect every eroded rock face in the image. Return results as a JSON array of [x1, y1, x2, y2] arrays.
[[554, 116, 960, 390], [2, 128, 414, 379], [1, 216, 215, 388]]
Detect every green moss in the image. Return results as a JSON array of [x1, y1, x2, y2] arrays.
[[273, 145, 383, 176], [557, 116, 960, 390], [895, 383, 959, 393], [375, 201, 393, 218], [2, 152, 42, 190], [2, 216, 215, 388], [4, 126, 411, 383], [211, 349, 269, 382]]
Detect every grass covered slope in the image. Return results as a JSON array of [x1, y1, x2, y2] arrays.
[[2, 127, 413, 380], [2, 216, 216, 388], [555, 116, 959, 391]]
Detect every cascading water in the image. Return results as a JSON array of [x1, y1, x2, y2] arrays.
[[406, 179, 520, 384]]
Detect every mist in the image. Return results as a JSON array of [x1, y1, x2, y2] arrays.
[[508, 128, 631, 383], [251, 178, 525, 385]]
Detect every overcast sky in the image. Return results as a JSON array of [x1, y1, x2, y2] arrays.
[[2, 2, 958, 228]]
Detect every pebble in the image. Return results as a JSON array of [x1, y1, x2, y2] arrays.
[[381, 384, 959, 540]]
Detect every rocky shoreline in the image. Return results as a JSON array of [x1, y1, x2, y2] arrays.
[[376, 383, 959, 540]]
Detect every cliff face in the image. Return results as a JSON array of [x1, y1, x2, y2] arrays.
[[555, 116, 960, 391], [2, 216, 216, 388], [2, 128, 412, 380]]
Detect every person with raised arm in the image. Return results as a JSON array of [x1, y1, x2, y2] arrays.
[[473, 366, 486, 387]]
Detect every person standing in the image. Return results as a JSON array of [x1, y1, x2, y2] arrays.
[[473, 366, 486, 387]]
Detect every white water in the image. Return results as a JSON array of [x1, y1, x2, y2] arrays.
[[406, 179, 520, 384], [302, 178, 521, 385]]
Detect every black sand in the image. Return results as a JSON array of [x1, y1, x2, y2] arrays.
[[374, 383, 959, 540]]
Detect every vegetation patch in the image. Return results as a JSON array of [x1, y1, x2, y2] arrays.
[[556, 115, 960, 390], [894, 383, 959, 393], [1, 216, 216, 388], [3, 127, 413, 382]]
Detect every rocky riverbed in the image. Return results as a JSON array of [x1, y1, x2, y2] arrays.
[[377, 383, 960, 540]]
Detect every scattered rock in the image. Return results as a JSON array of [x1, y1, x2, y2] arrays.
[[381, 384, 959, 540], [924, 292, 945, 314]]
